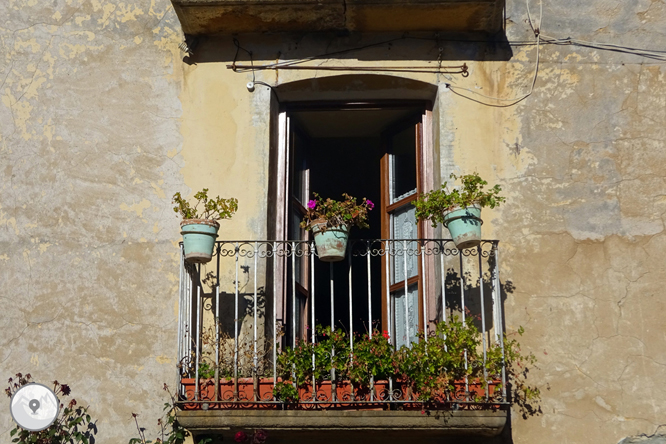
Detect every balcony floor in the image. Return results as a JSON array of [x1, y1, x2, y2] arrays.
[[177, 409, 507, 442]]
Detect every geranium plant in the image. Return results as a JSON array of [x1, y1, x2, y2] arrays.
[[300, 193, 374, 232], [172, 188, 238, 221], [173, 189, 239, 263], [414, 173, 505, 228], [274, 319, 539, 407]]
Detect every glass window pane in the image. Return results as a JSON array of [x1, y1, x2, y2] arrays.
[[393, 283, 419, 348], [389, 125, 417, 204], [290, 210, 304, 284], [391, 204, 418, 285], [291, 132, 307, 205]]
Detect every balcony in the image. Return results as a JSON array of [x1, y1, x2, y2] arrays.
[[171, 0, 505, 35], [175, 239, 507, 441]]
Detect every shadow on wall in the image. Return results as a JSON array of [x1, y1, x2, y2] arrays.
[[438, 266, 542, 440]]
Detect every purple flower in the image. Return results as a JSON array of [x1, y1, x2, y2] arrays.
[[366, 200, 374, 210], [307, 200, 317, 209]]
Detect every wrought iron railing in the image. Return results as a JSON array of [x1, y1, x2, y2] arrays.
[[176, 239, 507, 409]]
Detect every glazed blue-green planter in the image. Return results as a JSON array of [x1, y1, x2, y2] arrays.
[[180, 219, 220, 263], [312, 223, 349, 262], [443, 205, 482, 250]]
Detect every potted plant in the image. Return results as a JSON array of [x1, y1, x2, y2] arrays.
[[414, 173, 505, 249], [173, 189, 238, 263], [272, 319, 538, 407], [300, 193, 374, 262]]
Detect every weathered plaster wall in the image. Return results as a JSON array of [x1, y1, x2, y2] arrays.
[[0, 0, 187, 441], [177, 5, 666, 441], [2, 0, 666, 442], [498, 1, 666, 443]]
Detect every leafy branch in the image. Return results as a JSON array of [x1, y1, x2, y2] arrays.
[[173, 189, 238, 221], [414, 173, 505, 228]]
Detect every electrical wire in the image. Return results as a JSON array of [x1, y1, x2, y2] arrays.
[[228, 0, 666, 106], [231, 37, 409, 73], [445, 0, 542, 107], [538, 35, 666, 62]]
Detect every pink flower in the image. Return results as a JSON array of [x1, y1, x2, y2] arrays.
[[366, 200, 374, 210], [307, 200, 317, 209], [235, 431, 248, 443]]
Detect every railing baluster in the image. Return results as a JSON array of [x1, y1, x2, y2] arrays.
[[385, 240, 392, 346], [421, 240, 427, 342], [367, 241, 372, 336], [291, 241, 296, 349], [367, 241, 374, 402], [177, 246, 184, 395], [402, 240, 409, 349], [253, 242, 258, 401], [440, 241, 446, 325], [215, 244, 221, 402], [186, 265, 192, 387], [494, 244, 507, 401], [234, 242, 239, 401], [330, 262, 336, 402], [348, 245, 354, 402], [272, 242, 277, 400], [478, 244, 488, 402], [195, 283, 201, 401], [311, 241, 316, 400], [290, 242, 297, 396], [459, 252, 468, 402], [215, 281, 220, 402]]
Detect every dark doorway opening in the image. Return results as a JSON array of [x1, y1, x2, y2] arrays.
[[286, 104, 425, 340]]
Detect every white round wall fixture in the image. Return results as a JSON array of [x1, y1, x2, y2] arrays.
[[10, 383, 60, 431]]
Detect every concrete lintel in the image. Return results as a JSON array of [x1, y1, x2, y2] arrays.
[[177, 409, 507, 437], [171, 0, 504, 35]]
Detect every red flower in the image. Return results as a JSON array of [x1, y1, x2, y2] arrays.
[[382, 330, 389, 339], [235, 431, 248, 443]]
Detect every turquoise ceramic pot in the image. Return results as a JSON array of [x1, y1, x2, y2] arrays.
[[180, 219, 220, 263], [443, 205, 482, 250], [312, 223, 349, 262]]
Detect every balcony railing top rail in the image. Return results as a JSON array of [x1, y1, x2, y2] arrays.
[[176, 239, 506, 410]]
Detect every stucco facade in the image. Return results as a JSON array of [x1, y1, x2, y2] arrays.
[[1, 0, 665, 443]]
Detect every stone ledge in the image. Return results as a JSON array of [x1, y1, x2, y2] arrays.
[[177, 409, 507, 438], [171, 0, 503, 35]]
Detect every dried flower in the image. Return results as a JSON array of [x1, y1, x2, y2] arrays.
[[60, 384, 71, 396]]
